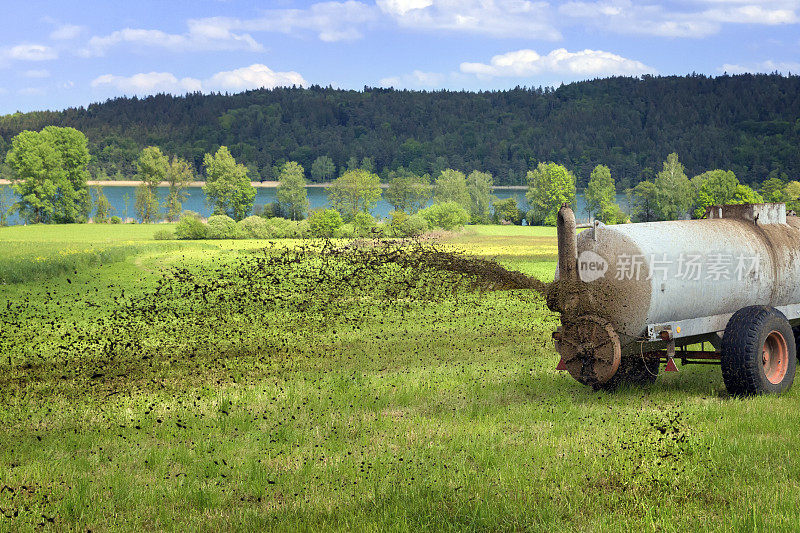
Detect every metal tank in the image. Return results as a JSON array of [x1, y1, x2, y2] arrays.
[[548, 203, 800, 394]]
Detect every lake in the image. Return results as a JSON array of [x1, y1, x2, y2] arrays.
[[0, 185, 626, 226]]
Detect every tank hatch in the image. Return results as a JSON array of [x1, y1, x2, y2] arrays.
[[705, 203, 786, 225]]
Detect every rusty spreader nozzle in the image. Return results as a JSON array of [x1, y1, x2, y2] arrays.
[[557, 204, 578, 283], [548, 204, 580, 315]]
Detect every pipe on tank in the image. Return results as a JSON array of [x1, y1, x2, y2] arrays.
[[549, 204, 581, 316], [557, 204, 578, 283]]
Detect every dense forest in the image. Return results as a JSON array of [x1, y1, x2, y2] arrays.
[[0, 73, 798, 188]]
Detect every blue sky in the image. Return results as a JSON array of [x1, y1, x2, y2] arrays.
[[1, 0, 798, 114]]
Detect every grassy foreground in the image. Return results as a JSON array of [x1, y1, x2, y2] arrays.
[[0, 224, 798, 532]]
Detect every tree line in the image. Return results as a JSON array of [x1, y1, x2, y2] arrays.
[[4, 126, 799, 229], [0, 74, 798, 189]]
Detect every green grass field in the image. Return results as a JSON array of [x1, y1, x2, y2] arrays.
[[0, 224, 798, 532]]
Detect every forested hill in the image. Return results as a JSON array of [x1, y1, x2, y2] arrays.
[[1, 73, 798, 187]]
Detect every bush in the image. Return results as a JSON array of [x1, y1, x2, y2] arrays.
[[110, 216, 122, 224], [294, 219, 311, 238], [308, 209, 343, 238], [153, 229, 174, 240], [263, 217, 293, 238], [419, 202, 470, 230], [492, 197, 523, 225], [390, 210, 427, 237], [338, 223, 355, 238], [352, 212, 377, 237], [398, 214, 428, 237], [175, 213, 208, 240], [206, 214, 239, 239], [237, 215, 270, 238]]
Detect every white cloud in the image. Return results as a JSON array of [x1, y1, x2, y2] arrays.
[[377, 0, 562, 40], [559, 1, 718, 37], [379, 0, 434, 16], [18, 87, 45, 96], [22, 69, 50, 78], [702, 4, 798, 24], [380, 47, 656, 89], [50, 24, 85, 40], [205, 64, 307, 91], [460, 48, 656, 78], [193, 2, 379, 43], [5, 44, 58, 61], [559, 0, 799, 38], [91, 72, 203, 94], [379, 70, 448, 87], [720, 59, 800, 73], [80, 22, 262, 57], [91, 64, 306, 97]]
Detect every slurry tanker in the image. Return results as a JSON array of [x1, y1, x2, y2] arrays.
[[548, 203, 798, 394]]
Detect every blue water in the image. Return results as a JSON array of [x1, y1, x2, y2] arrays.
[[0, 184, 624, 225]]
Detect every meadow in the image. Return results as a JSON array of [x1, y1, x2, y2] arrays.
[[0, 224, 798, 532]]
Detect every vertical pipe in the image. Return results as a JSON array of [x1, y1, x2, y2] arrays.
[[557, 204, 578, 282]]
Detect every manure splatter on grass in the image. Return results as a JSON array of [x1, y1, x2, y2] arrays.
[[0, 238, 549, 400]]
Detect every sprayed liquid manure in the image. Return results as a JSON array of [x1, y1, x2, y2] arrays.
[[0, 238, 552, 398], [326, 238, 549, 295]]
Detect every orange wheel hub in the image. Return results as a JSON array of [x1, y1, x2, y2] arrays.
[[762, 330, 789, 385]]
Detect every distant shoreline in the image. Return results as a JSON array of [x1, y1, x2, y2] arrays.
[[0, 179, 528, 190]]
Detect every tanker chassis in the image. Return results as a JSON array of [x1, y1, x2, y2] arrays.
[[548, 202, 799, 395]]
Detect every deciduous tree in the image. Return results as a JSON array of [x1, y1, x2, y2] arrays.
[[492, 197, 523, 225], [165, 156, 194, 222], [384, 169, 431, 213], [328, 168, 382, 219], [691, 169, 740, 218], [276, 161, 309, 220], [5, 126, 91, 224], [310, 156, 335, 182], [760, 177, 788, 203], [585, 165, 615, 218], [433, 169, 469, 207], [134, 147, 168, 223], [785, 180, 800, 212], [630, 181, 659, 222], [92, 185, 112, 223], [466, 170, 496, 224], [135, 184, 159, 223], [525, 162, 575, 226], [203, 146, 256, 221], [653, 153, 692, 220]]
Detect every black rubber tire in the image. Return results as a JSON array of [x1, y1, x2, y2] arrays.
[[722, 306, 796, 395], [792, 325, 800, 360], [596, 355, 659, 391]]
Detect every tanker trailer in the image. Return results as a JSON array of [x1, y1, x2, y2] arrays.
[[548, 202, 799, 395]]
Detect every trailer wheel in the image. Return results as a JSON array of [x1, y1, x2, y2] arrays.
[[722, 306, 796, 395], [596, 356, 659, 391]]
